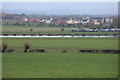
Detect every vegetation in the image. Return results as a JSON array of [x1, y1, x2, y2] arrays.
[[2, 37, 119, 78], [24, 42, 31, 52], [2, 37, 118, 53], [2, 43, 8, 52], [2, 26, 118, 34], [0, 51, 1, 79], [3, 53, 118, 78]]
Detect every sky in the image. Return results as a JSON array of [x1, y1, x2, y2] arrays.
[[2, 2, 118, 15], [1, 0, 120, 2]]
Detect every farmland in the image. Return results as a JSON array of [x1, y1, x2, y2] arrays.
[[2, 26, 118, 34], [2, 53, 118, 78], [2, 37, 119, 78], [0, 53, 2, 79], [2, 37, 118, 52]]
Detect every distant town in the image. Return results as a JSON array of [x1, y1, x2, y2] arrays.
[[1, 13, 119, 32]]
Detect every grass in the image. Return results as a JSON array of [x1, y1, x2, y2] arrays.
[[2, 37, 119, 78], [0, 53, 2, 79], [2, 31, 118, 35], [0, 38, 2, 79], [2, 26, 118, 34], [2, 53, 118, 78], [2, 26, 78, 33], [2, 37, 118, 52]]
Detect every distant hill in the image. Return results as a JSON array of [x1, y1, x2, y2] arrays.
[[2, 8, 117, 16]]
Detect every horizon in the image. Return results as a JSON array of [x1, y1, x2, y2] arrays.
[[2, 2, 118, 15]]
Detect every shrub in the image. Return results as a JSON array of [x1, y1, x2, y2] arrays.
[[60, 28, 64, 32], [62, 50, 67, 53], [0, 46, 2, 52]]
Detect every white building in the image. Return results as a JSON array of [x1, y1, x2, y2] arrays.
[[24, 18, 29, 22], [106, 18, 113, 23], [94, 19, 100, 25]]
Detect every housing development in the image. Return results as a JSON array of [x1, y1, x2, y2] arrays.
[[1, 13, 119, 32]]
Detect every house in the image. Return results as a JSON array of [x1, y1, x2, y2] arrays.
[[45, 18, 53, 24], [94, 19, 100, 25], [66, 18, 73, 24], [105, 18, 113, 23], [23, 18, 29, 22], [81, 20, 89, 24]]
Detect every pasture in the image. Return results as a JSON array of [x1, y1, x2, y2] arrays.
[[0, 53, 2, 79], [2, 37, 118, 52], [2, 37, 119, 78], [2, 26, 118, 34], [2, 53, 118, 78]]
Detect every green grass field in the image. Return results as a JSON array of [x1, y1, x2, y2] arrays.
[[2, 37, 118, 52], [2, 26, 118, 34], [0, 53, 2, 79], [2, 37, 119, 78], [3, 53, 118, 78]]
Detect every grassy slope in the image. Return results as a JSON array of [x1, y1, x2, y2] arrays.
[[3, 53, 118, 78]]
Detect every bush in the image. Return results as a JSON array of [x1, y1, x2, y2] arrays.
[[62, 50, 67, 53], [0, 46, 2, 52]]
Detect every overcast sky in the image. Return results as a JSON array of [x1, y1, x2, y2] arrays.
[[2, 2, 118, 15], [1, 0, 120, 2]]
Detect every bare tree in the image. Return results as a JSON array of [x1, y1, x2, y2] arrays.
[[24, 42, 31, 52], [2, 43, 8, 52]]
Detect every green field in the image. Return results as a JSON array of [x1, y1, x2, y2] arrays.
[[2, 37, 119, 78], [3, 53, 118, 78], [0, 53, 2, 79], [2, 37, 118, 52], [2, 26, 118, 34]]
